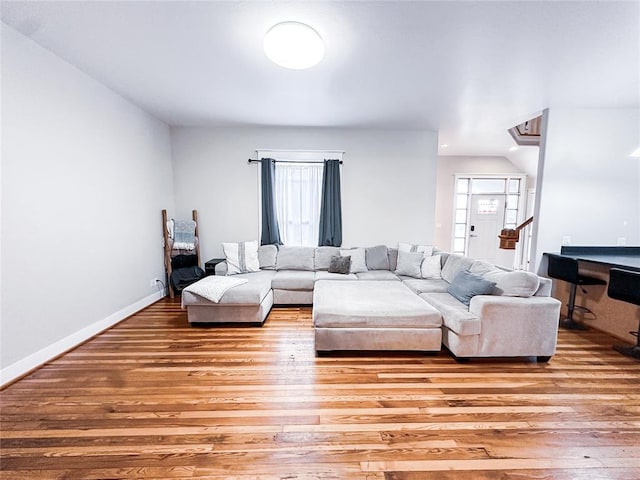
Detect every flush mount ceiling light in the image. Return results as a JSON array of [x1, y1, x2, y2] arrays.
[[264, 21, 324, 69]]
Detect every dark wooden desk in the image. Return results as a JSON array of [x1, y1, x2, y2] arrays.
[[553, 246, 640, 272], [543, 246, 640, 343]]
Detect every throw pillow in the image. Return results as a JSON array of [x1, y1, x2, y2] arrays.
[[365, 245, 390, 270], [447, 269, 497, 306], [222, 241, 260, 275], [394, 250, 424, 278], [421, 253, 442, 279], [257, 244, 278, 270], [470, 260, 541, 297], [315, 246, 341, 270], [275, 246, 315, 271], [398, 242, 435, 257], [484, 270, 541, 297], [328, 255, 351, 274], [340, 248, 368, 273]]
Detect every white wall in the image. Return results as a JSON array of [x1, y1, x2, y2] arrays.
[[532, 108, 640, 270], [434, 156, 527, 251], [1, 24, 175, 383], [171, 127, 438, 260]]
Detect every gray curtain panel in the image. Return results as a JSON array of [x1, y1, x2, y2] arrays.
[[260, 158, 282, 245], [318, 159, 342, 247]]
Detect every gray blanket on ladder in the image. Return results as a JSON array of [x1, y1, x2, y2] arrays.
[[173, 219, 196, 250]]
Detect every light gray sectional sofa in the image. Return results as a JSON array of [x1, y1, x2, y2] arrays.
[[182, 244, 562, 361]]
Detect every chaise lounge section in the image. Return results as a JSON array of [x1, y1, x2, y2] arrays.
[[181, 270, 275, 324]]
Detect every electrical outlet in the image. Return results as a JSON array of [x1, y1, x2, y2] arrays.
[[562, 236, 571, 246], [150, 278, 158, 287], [617, 237, 627, 246]]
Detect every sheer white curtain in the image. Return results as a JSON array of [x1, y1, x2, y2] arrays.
[[274, 163, 323, 246]]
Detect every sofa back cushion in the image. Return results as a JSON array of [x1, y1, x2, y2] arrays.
[[433, 248, 450, 267], [276, 246, 315, 271], [388, 248, 399, 271], [365, 245, 390, 270], [315, 246, 341, 270], [258, 245, 278, 270], [441, 254, 475, 283]]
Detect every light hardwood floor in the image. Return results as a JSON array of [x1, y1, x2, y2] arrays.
[[2, 298, 640, 479]]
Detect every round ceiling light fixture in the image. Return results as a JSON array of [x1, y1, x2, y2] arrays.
[[263, 21, 324, 69]]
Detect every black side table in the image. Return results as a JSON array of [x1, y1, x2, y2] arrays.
[[204, 258, 225, 276]]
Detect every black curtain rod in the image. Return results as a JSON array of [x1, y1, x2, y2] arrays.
[[247, 159, 343, 165]]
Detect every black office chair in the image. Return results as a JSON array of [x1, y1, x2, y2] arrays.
[[546, 254, 607, 330], [607, 268, 640, 360]]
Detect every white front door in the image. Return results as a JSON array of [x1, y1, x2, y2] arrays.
[[467, 194, 514, 268]]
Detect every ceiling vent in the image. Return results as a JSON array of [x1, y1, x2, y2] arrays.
[[508, 116, 541, 146]]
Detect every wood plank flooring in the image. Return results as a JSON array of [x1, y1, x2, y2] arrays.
[[2, 298, 640, 479]]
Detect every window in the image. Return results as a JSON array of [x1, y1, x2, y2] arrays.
[[257, 149, 344, 247], [274, 163, 323, 246], [453, 178, 470, 255]]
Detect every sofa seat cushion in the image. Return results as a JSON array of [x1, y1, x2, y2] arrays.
[[356, 271, 400, 281], [314, 281, 442, 329], [182, 271, 274, 306], [272, 270, 315, 290], [401, 278, 450, 294], [315, 271, 358, 281], [419, 292, 480, 336]]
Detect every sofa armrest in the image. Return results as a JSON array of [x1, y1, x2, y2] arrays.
[[468, 295, 562, 357], [535, 277, 553, 297], [469, 295, 561, 316]]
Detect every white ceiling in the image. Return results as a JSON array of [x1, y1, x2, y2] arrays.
[[2, 1, 639, 173]]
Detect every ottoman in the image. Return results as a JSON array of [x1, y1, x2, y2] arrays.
[[182, 271, 275, 325], [313, 280, 442, 352]]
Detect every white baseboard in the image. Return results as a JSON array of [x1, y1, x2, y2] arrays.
[[0, 290, 166, 387]]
